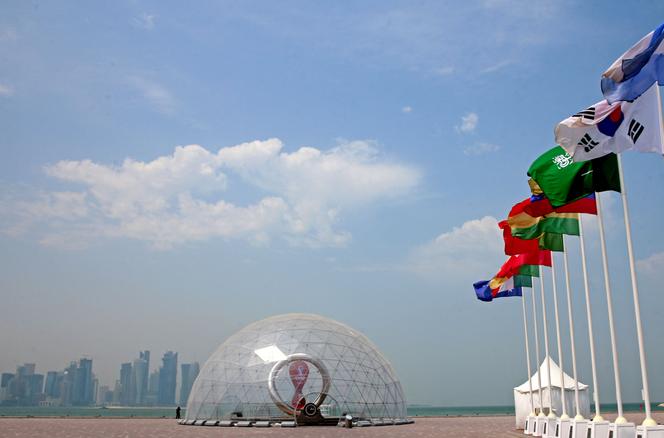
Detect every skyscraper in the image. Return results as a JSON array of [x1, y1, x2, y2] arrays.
[[44, 371, 58, 398], [131, 358, 147, 405], [138, 351, 149, 404], [157, 351, 177, 406], [147, 369, 159, 406], [119, 362, 133, 406], [179, 362, 199, 406], [60, 362, 77, 406], [72, 358, 93, 405]]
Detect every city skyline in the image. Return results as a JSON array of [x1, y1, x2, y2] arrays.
[[0, 351, 199, 407]]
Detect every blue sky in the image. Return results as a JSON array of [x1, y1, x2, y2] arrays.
[[1, 1, 664, 406]]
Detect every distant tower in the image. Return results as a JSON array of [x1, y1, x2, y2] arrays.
[[119, 362, 133, 406], [72, 358, 93, 405], [132, 358, 148, 405], [157, 351, 177, 406], [138, 351, 150, 404], [179, 362, 200, 406]]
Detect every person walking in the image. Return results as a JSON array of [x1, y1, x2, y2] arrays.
[[176, 406, 181, 419]]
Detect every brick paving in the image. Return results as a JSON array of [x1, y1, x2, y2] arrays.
[[0, 413, 661, 438]]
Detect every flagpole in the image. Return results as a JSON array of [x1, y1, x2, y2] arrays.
[[549, 256, 568, 419], [578, 217, 602, 420], [596, 193, 626, 423], [522, 289, 535, 416], [539, 266, 555, 418], [562, 235, 582, 419], [532, 274, 545, 417], [617, 155, 655, 426]]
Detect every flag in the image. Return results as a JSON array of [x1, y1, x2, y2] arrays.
[[523, 191, 597, 217], [601, 22, 664, 103], [556, 84, 664, 161], [490, 251, 552, 289], [499, 220, 564, 254], [507, 197, 580, 239], [510, 212, 579, 240], [519, 265, 540, 277], [514, 275, 532, 288], [527, 146, 621, 207], [473, 279, 522, 302]]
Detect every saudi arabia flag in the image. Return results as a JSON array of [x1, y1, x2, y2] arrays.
[[527, 146, 621, 208]]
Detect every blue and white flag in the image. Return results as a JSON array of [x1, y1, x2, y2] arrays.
[[556, 84, 664, 162], [602, 22, 664, 103]]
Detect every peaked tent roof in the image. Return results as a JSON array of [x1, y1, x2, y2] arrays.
[[514, 356, 588, 393]]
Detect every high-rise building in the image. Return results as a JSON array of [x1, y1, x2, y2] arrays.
[[138, 351, 149, 404], [1, 373, 14, 388], [119, 362, 133, 406], [179, 362, 199, 406], [4, 364, 43, 406], [131, 358, 147, 405], [96, 385, 112, 406], [60, 362, 77, 406], [147, 370, 159, 406], [72, 358, 93, 406], [157, 351, 177, 406], [44, 371, 58, 398]]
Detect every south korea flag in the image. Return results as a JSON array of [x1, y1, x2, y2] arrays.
[[555, 84, 664, 162]]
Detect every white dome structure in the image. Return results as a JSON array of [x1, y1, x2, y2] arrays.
[[183, 313, 410, 427]]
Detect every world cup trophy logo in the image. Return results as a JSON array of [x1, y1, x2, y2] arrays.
[[289, 360, 310, 410]]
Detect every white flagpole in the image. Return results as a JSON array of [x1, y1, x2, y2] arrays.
[[596, 193, 626, 423], [522, 289, 535, 416], [578, 217, 602, 420], [539, 266, 555, 418], [562, 235, 582, 419], [617, 155, 655, 426], [532, 274, 545, 417], [549, 256, 568, 419]]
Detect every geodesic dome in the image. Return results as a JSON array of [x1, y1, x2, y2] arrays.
[[184, 313, 409, 426]]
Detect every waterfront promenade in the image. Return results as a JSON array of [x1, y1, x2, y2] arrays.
[[1, 413, 662, 438]]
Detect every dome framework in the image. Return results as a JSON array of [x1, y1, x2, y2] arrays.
[[183, 313, 411, 427]]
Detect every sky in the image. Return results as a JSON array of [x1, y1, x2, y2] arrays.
[[1, 0, 664, 407]]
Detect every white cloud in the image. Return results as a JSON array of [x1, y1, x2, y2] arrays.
[[127, 76, 175, 115], [406, 216, 503, 277], [402, 106, 413, 113], [480, 60, 512, 74], [4, 139, 420, 249], [456, 112, 478, 133], [0, 84, 13, 96], [132, 13, 156, 30], [637, 252, 664, 277], [464, 142, 500, 156], [433, 66, 454, 76]]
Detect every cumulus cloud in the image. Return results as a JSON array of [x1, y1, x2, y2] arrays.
[[406, 216, 503, 277], [637, 252, 664, 277], [3, 139, 420, 249], [464, 142, 500, 156], [456, 112, 478, 133]]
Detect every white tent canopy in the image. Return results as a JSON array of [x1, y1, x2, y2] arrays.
[[514, 356, 591, 429]]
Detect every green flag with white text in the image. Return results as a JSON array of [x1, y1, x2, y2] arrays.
[[527, 146, 620, 207]]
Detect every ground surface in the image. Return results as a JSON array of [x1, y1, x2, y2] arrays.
[[0, 413, 662, 438]]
